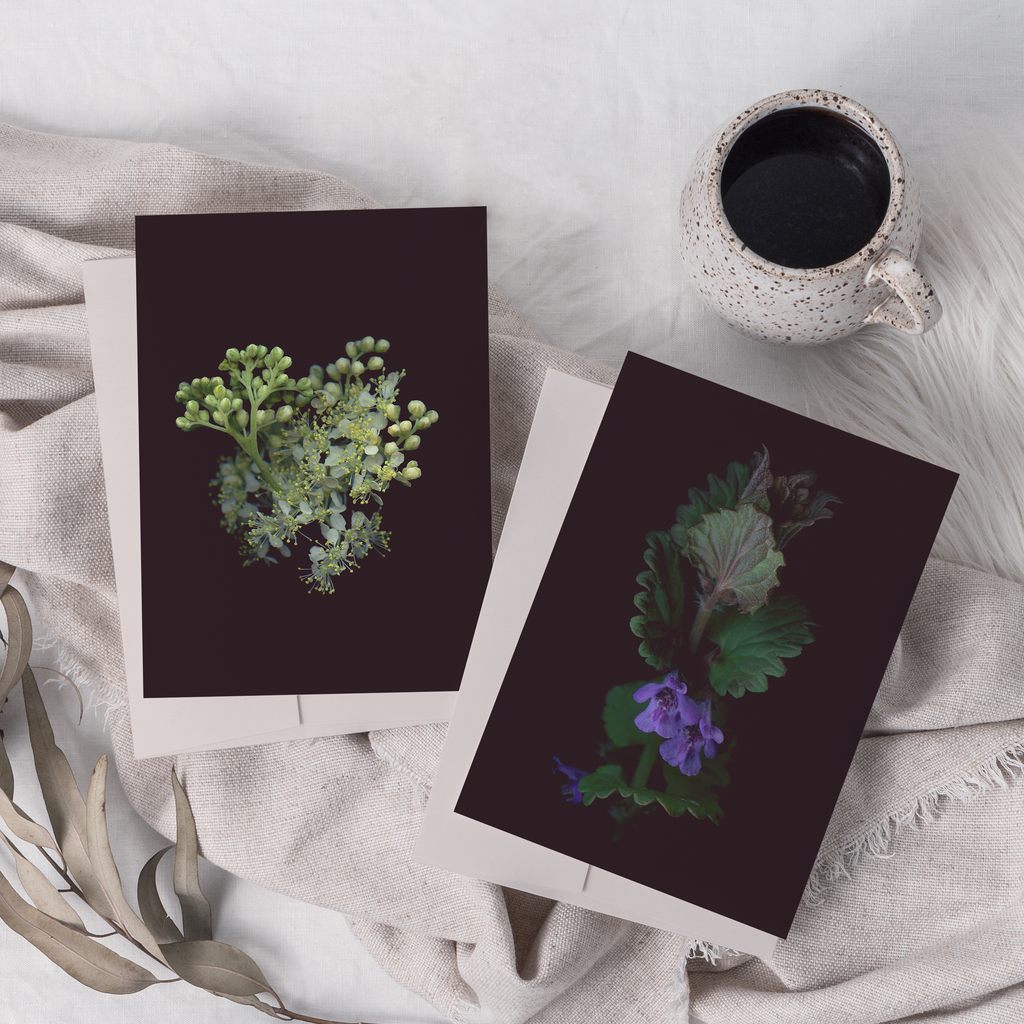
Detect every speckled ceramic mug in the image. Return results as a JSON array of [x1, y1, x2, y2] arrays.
[[679, 89, 941, 345]]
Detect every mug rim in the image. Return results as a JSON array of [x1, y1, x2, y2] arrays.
[[707, 89, 906, 280]]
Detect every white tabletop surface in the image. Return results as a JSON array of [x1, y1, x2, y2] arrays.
[[3, 2, 1023, 1021]]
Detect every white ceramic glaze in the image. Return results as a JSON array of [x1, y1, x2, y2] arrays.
[[679, 89, 941, 345]]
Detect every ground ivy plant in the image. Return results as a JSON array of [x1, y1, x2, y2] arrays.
[[554, 447, 840, 829], [175, 338, 437, 593]]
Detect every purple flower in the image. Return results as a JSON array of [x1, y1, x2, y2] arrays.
[[659, 697, 724, 776], [633, 670, 688, 738], [553, 757, 588, 804]]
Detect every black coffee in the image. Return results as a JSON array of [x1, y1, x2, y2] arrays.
[[720, 108, 890, 269]]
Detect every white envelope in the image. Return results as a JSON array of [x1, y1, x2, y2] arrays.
[[83, 257, 457, 758], [414, 368, 778, 955]]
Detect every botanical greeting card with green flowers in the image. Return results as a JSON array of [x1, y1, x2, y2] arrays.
[[135, 207, 491, 698], [454, 352, 958, 940]]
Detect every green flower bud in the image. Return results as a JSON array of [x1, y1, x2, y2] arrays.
[[278, 355, 292, 371], [231, 397, 244, 410], [212, 409, 227, 425], [326, 363, 342, 382], [387, 423, 401, 436], [186, 400, 200, 414], [225, 348, 241, 362], [345, 341, 359, 359], [398, 420, 413, 434], [246, 344, 259, 358], [351, 360, 365, 376], [402, 435, 421, 451], [416, 417, 431, 431], [307, 365, 324, 389], [374, 338, 390, 353], [407, 400, 426, 418], [276, 405, 294, 423], [402, 465, 422, 481], [175, 416, 189, 429], [256, 384, 270, 400], [198, 410, 210, 423], [383, 441, 398, 456], [367, 356, 384, 371], [324, 382, 343, 400], [335, 357, 351, 374], [269, 346, 284, 364], [360, 336, 375, 353], [385, 403, 400, 421], [257, 345, 268, 359], [427, 410, 439, 424], [294, 376, 311, 391], [175, 390, 190, 403], [218, 396, 232, 413], [235, 408, 249, 428]]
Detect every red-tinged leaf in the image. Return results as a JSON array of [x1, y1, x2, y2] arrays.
[[85, 755, 169, 965], [0, 832, 87, 933], [171, 768, 212, 942], [0, 582, 32, 704], [160, 939, 280, 999], [136, 846, 184, 945], [21, 667, 117, 922], [0, 863, 162, 994]]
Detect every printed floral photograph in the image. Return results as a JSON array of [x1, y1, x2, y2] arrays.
[[135, 207, 491, 698], [455, 353, 958, 939]]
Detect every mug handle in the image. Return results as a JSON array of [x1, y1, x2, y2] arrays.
[[863, 249, 942, 335]]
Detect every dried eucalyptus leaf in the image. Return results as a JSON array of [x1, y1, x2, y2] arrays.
[[0, 785, 62, 856], [137, 845, 184, 945], [160, 939, 280, 999], [0, 732, 14, 801], [0, 583, 32, 704], [0, 863, 162, 994], [214, 992, 290, 1019], [22, 667, 117, 921], [171, 768, 212, 942], [0, 831, 88, 933], [85, 755, 169, 966]]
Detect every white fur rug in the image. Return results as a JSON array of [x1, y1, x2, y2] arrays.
[[799, 144, 1024, 586]]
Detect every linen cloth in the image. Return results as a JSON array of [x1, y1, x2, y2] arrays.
[[1, 122, 1022, 1023]]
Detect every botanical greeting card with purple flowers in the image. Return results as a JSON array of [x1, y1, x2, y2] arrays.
[[445, 352, 958, 943]]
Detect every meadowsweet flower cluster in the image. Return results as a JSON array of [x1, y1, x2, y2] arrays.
[[175, 339, 437, 593]]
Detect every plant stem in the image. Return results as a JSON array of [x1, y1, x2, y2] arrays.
[[689, 589, 718, 652], [631, 733, 661, 790]]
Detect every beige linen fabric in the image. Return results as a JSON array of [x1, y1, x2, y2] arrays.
[[1, 122, 1022, 1023]]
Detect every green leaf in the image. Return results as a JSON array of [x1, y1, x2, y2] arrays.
[[22, 667, 117, 923], [161, 939, 279, 999], [0, 832, 88, 934], [662, 762, 726, 823], [172, 768, 213, 942], [0, 581, 32, 705], [631, 531, 690, 669], [684, 503, 784, 614], [85, 755, 169, 966], [137, 846, 185, 945], [707, 596, 816, 697], [577, 764, 631, 804], [673, 460, 753, 533], [0, 864, 162, 994], [602, 684, 652, 748]]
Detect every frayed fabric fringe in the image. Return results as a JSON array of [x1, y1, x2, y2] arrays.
[[804, 738, 1024, 906]]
